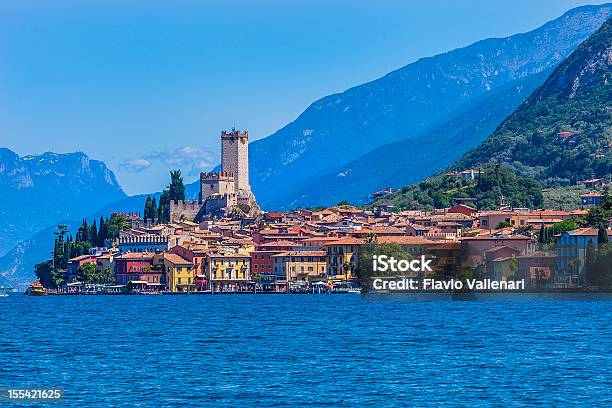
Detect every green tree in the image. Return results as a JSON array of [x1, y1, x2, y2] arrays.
[[538, 224, 546, 244], [158, 189, 170, 223], [97, 216, 107, 246], [77, 262, 101, 284], [495, 221, 512, 229], [53, 224, 68, 270], [102, 267, 115, 284], [598, 225, 609, 244], [169, 170, 185, 201], [144, 195, 152, 220], [90, 219, 98, 247], [337, 200, 350, 206], [151, 197, 158, 222]]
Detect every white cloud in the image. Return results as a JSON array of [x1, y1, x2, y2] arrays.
[[120, 146, 219, 175], [119, 158, 152, 173]]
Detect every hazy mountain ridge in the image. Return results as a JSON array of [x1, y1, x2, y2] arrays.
[[0, 148, 127, 256], [270, 68, 552, 208], [249, 3, 612, 208]]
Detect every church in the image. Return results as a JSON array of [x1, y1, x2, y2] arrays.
[[170, 129, 261, 221]]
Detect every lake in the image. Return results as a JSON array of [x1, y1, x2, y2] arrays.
[[1, 294, 611, 407]]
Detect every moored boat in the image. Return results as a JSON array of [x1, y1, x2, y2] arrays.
[[25, 281, 47, 296]]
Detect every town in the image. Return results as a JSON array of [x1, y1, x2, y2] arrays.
[[31, 129, 612, 295]]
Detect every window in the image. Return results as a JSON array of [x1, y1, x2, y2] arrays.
[[178, 277, 182, 284]]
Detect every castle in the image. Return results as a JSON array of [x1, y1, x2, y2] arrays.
[[170, 129, 260, 221]]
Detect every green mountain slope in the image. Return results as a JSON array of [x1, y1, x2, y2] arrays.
[[376, 17, 612, 211], [455, 17, 612, 185]]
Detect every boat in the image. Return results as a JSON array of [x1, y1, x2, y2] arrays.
[[25, 281, 47, 296], [0, 286, 10, 297], [347, 288, 362, 294]]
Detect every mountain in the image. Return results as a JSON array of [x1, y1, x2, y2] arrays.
[[0, 149, 127, 256], [375, 17, 612, 211], [248, 3, 612, 208], [455, 17, 612, 185], [0, 191, 149, 287], [271, 68, 552, 208]]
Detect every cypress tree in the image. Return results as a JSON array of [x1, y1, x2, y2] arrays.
[[538, 224, 546, 244], [98, 216, 106, 246], [168, 170, 185, 201], [151, 197, 158, 222], [159, 190, 170, 223], [144, 196, 152, 221], [598, 225, 609, 244], [91, 219, 98, 247]]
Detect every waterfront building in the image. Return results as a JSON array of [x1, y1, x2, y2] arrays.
[[460, 234, 531, 267], [114, 252, 161, 290], [556, 228, 612, 286], [251, 250, 277, 276], [323, 237, 363, 280], [272, 250, 327, 282], [163, 253, 194, 293], [205, 253, 251, 292]]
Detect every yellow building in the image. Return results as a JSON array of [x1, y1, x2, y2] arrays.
[[205, 253, 251, 291], [163, 253, 194, 292], [323, 238, 364, 280], [273, 251, 327, 282]]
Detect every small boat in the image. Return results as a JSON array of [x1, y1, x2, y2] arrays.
[[347, 288, 362, 294], [25, 281, 47, 296]]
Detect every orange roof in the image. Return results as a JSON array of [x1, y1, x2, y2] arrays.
[[376, 236, 436, 245], [273, 251, 326, 257], [163, 253, 191, 265], [322, 237, 364, 246], [259, 240, 298, 247], [116, 252, 156, 259]]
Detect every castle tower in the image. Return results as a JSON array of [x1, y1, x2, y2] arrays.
[[221, 129, 250, 192]]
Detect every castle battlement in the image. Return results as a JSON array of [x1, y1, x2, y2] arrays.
[[221, 129, 248, 142], [119, 235, 168, 244], [200, 171, 235, 181]]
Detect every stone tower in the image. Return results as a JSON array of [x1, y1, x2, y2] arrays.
[[221, 129, 250, 192]]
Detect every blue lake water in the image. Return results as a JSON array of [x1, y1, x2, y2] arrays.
[[1, 294, 611, 407]]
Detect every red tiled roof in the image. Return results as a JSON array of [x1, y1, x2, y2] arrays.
[[322, 237, 364, 246]]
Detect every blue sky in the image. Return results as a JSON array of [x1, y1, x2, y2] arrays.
[[0, 0, 608, 194]]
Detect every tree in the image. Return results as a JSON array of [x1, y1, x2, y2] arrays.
[[168, 170, 185, 201], [77, 262, 101, 284], [495, 221, 512, 230], [585, 240, 598, 286], [337, 200, 349, 206], [102, 267, 115, 284], [144, 195, 153, 221], [538, 224, 546, 244], [151, 197, 158, 222], [158, 189, 170, 223], [365, 233, 378, 244], [90, 219, 98, 247], [34, 259, 66, 289], [53, 224, 68, 270], [598, 225, 609, 244], [98, 216, 108, 247]]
